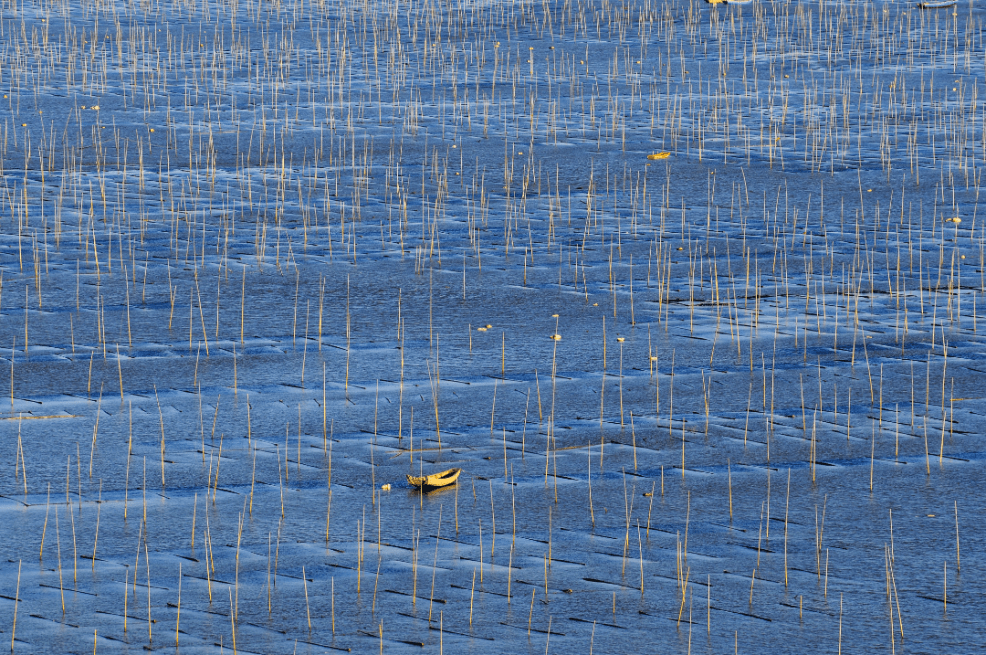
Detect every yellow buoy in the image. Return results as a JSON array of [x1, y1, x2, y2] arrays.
[[647, 152, 671, 160]]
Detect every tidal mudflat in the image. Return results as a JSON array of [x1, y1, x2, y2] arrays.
[[0, 0, 984, 652]]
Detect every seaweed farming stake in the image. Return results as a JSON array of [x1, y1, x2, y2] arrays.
[[10, 559, 20, 650], [175, 563, 182, 647]]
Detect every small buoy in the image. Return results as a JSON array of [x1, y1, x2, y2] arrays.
[[486, 324, 492, 328], [617, 337, 625, 343], [550, 334, 562, 341], [647, 152, 670, 160], [677, 247, 684, 251], [92, 105, 99, 110], [650, 356, 658, 361], [381, 484, 391, 491], [961, 255, 966, 259], [477, 327, 487, 332], [643, 492, 654, 497]]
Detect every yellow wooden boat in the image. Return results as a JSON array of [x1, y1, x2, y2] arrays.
[[407, 468, 462, 489]]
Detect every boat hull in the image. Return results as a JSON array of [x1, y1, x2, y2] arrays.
[[407, 467, 462, 489]]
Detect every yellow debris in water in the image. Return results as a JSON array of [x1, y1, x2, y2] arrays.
[[550, 334, 562, 341], [647, 152, 671, 160]]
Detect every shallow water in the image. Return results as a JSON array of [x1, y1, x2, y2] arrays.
[[0, 0, 984, 651]]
